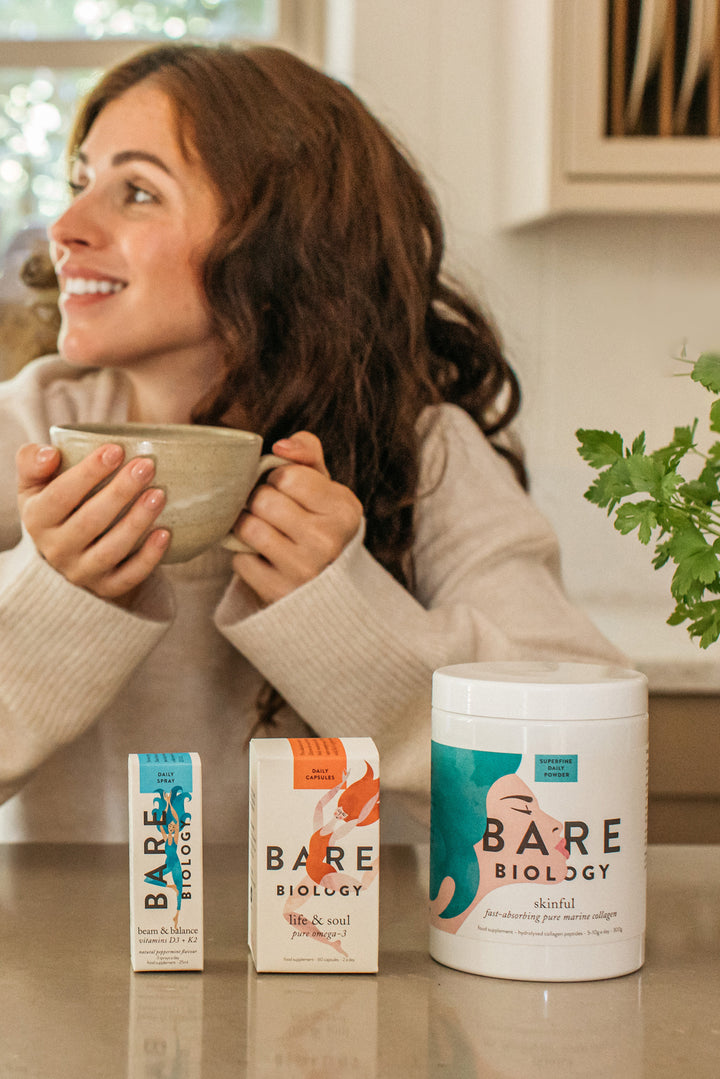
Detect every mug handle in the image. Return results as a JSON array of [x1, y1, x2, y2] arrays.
[[220, 453, 287, 554]]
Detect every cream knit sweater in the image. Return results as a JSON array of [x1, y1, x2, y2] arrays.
[[0, 357, 623, 841]]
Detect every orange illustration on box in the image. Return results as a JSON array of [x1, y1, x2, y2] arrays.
[[283, 761, 379, 955]]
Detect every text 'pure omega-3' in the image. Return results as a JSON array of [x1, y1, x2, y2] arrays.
[[429, 663, 648, 981]]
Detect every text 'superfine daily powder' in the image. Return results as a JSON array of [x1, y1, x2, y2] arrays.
[[128, 752, 203, 972], [249, 737, 379, 973], [429, 662, 648, 981]]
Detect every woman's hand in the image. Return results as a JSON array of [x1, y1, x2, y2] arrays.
[[230, 431, 363, 605], [17, 442, 170, 602]]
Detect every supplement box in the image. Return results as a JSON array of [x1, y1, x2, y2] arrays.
[[128, 752, 204, 972], [249, 737, 379, 973]]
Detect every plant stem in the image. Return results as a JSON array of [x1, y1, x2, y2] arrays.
[[667, 496, 720, 537]]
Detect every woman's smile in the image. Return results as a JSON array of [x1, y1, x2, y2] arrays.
[[61, 274, 126, 297]]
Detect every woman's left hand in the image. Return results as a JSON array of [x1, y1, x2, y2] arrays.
[[230, 431, 363, 605]]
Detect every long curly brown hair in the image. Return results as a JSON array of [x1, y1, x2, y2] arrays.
[[69, 43, 524, 593]]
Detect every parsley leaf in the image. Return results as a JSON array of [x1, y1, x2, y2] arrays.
[[613, 501, 658, 545], [576, 429, 625, 469], [691, 352, 720, 393]]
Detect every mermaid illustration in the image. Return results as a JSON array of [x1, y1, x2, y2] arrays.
[[284, 762, 380, 956], [430, 745, 569, 934], [145, 785, 192, 929]]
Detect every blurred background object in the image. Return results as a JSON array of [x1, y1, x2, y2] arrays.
[[610, 0, 720, 138], [0, 225, 59, 380]]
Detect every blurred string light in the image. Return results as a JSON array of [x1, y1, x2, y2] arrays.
[[3, 1, 276, 41], [0, 1, 277, 250], [0, 68, 98, 243]]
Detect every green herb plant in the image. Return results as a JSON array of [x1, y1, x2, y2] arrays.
[[576, 352, 720, 649]]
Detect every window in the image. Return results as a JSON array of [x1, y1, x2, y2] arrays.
[[2, 0, 279, 42]]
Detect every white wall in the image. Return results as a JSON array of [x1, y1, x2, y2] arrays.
[[336, 0, 720, 687]]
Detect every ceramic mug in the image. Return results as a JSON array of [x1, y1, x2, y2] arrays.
[[49, 421, 285, 564]]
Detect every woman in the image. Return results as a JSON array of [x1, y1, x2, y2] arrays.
[[0, 44, 621, 841]]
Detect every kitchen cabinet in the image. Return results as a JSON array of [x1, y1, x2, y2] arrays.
[[499, 0, 720, 225]]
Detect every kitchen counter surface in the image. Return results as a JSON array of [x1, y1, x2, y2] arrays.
[[0, 843, 717, 1078]]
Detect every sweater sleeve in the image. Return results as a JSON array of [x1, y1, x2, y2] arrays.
[[215, 405, 625, 803], [0, 530, 173, 801], [0, 357, 174, 803]]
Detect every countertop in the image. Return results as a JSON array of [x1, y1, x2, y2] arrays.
[[586, 599, 720, 693], [0, 843, 718, 1078]]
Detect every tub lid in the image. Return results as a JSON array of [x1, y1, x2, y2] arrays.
[[432, 662, 648, 720]]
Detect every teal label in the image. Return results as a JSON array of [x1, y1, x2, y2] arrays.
[[138, 752, 194, 794], [429, 742, 572, 929], [535, 755, 578, 782]]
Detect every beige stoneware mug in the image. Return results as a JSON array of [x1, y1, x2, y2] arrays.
[[49, 422, 285, 564]]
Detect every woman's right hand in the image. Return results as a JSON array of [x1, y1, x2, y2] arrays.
[[17, 442, 170, 602]]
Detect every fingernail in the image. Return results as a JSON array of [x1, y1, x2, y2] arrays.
[[143, 488, 165, 509], [101, 444, 124, 467], [273, 439, 294, 451], [36, 445, 57, 465], [131, 457, 154, 481], [152, 529, 171, 548]]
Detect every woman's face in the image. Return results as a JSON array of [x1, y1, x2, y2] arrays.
[[484, 773, 569, 881], [49, 81, 222, 380]]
